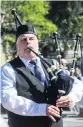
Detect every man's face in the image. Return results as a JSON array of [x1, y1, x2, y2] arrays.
[[75, 67, 81, 76], [16, 33, 38, 58]]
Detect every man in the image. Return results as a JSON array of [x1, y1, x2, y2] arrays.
[[73, 61, 83, 82], [1, 23, 83, 127], [75, 67, 83, 82]]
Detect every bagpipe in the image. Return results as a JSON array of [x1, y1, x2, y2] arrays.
[[11, 9, 74, 122], [69, 33, 81, 76]]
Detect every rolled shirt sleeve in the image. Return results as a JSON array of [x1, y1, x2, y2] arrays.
[[1, 63, 47, 116], [68, 76, 83, 108]]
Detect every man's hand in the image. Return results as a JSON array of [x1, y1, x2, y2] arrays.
[[46, 104, 61, 118], [56, 95, 72, 107]]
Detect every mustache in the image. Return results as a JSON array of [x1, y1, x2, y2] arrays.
[[24, 46, 34, 52]]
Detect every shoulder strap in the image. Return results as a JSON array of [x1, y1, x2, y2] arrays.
[[9, 57, 25, 69]]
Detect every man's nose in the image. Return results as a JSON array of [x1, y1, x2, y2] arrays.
[[25, 38, 30, 44]]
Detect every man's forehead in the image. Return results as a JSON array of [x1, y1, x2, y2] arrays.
[[19, 34, 36, 38]]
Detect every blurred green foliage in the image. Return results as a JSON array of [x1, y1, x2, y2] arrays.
[[1, 1, 83, 60], [1, 1, 57, 59]]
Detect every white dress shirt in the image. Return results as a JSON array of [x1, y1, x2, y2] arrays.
[[1, 57, 83, 116]]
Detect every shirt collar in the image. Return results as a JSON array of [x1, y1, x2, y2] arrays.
[[19, 57, 41, 67]]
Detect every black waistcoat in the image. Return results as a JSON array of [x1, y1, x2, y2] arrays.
[[8, 57, 62, 127]]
